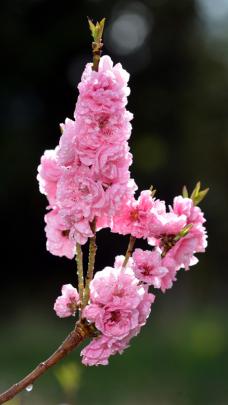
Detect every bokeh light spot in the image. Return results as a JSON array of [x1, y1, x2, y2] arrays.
[[107, 12, 150, 55]]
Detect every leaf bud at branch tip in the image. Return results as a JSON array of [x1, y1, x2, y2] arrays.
[[87, 17, 106, 72], [190, 181, 209, 206], [149, 185, 157, 197]]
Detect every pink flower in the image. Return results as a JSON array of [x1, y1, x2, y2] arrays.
[[57, 118, 78, 167], [86, 262, 145, 310], [159, 255, 178, 292], [103, 179, 137, 217], [37, 148, 61, 206], [38, 55, 136, 250], [132, 248, 168, 287], [54, 284, 80, 318], [69, 219, 94, 245], [56, 165, 107, 221], [158, 212, 187, 235], [44, 209, 75, 259], [82, 260, 155, 364], [165, 225, 207, 270], [92, 143, 132, 185], [172, 196, 206, 225], [76, 56, 130, 116], [112, 190, 166, 238], [75, 110, 133, 166], [81, 335, 129, 366], [84, 303, 139, 340], [147, 212, 187, 244]]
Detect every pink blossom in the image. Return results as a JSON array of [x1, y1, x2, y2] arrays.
[[57, 118, 78, 167], [81, 334, 129, 366], [132, 248, 168, 287], [69, 219, 94, 245], [137, 288, 155, 324], [157, 196, 208, 271], [38, 55, 136, 251], [75, 110, 133, 166], [159, 255, 178, 292], [76, 56, 130, 117], [37, 148, 61, 206], [103, 179, 137, 217], [158, 212, 187, 235], [147, 212, 187, 245], [44, 209, 75, 259], [172, 196, 206, 225], [82, 259, 154, 365], [87, 261, 144, 309], [165, 225, 207, 270], [112, 190, 166, 238], [92, 143, 132, 185], [56, 165, 107, 221], [54, 284, 80, 318], [84, 303, 139, 340]]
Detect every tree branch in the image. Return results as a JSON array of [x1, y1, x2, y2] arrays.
[[0, 321, 93, 404]]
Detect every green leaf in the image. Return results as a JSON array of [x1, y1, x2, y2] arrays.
[[194, 188, 209, 205], [182, 185, 188, 198], [87, 17, 96, 38], [88, 17, 106, 43], [98, 18, 106, 41], [174, 223, 193, 241], [149, 185, 157, 197], [190, 181, 201, 200], [190, 181, 209, 205]]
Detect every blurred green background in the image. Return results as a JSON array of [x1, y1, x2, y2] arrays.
[[0, 0, 227, 404]]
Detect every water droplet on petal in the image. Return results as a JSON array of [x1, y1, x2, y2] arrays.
[[25, 384, 33, 392]]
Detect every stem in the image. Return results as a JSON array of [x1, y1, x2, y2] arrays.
[[0, 321, 94, 404], [87, 18, 105, 72], [92, 41, 103, 72], [76, 243, 84, 306], [83, 219, 97, 307], [122, 235, 136, 268]]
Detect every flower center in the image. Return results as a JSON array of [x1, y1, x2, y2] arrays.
[[98, 117, 108, 129], [141, 265, 151, 276], [110, 310, 121, 323], [79, 184, 90, 195], [130, 208, 139, 222], [61, 230, 70, 237]]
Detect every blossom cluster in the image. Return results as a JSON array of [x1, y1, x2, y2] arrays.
[[37, 56, 136, 258], [113, 192, 207, 292], [38, 53, 208, 367], [53, 191, 207, 365], [81, 257, 155, 365]]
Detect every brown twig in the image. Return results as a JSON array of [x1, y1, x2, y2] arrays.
[[76, 243, 84, 306], [92, 41, 103, 72], [0, 321, 94, 404], [83, 218, 97, 307], [122, 235, 136, 268]]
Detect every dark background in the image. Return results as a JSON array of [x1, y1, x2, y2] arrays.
[[0, 0, 227, 404]]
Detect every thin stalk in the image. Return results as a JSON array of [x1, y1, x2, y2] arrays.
[[88, 18, 105, 72], [76, 243, 84, 306], [83, 219, 97, 307], [122, 235, 136, 268]]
